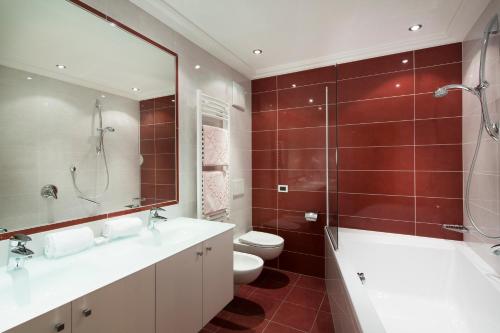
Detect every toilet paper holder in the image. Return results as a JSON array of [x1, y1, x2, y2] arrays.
[[305, 212, 318, 222]]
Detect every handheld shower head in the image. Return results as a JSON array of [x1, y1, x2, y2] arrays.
[[433, 84, 478, 98], [434, 87, 449, 98]]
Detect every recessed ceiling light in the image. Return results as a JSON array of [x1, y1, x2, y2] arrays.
[[308, 98, 314, 103], [395, 83, 401, 88], [409, 24, 422, 31], [132, 87, 140, 92], [109, 22, 117, 27], [253, 49, 263, 55], [195, 65, 201, 69], [291, 84, 296, 88], [26, 76, 33, 80], [402, 59, 409, 64], [56, 64, 66, 69], [101, 94, 106, 98]]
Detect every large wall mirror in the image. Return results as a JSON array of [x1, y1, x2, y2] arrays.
[[0, 0, 178, 235]]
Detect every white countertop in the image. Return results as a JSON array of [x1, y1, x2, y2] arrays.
[[0, 217, 234, 332]]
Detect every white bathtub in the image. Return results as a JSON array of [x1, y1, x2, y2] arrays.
[[325, 228, 500, 333]]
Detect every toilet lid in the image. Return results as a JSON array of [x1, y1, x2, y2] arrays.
[[239, 231, 284, 248]]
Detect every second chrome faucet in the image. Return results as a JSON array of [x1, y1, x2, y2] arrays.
[[148, 207, 168, 230]]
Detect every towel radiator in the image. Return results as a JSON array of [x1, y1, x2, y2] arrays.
[[196, 90, 231, 222]]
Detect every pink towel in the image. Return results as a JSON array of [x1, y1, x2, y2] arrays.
[[203, 125, 229, 166], [203, 171, 228, 215]]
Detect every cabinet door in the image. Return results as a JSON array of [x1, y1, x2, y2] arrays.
[[71, 265, 155, 333], [156, 243, 204, 333], [202, 230, 234, 326], [6, 304, 71, 333]]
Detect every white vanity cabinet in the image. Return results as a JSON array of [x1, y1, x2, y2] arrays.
[[2, 221, 234, 333], [156, 230, 233, 332], [202, 230, 233, 326], [71, 265, 155, 333], [5, 304, 71, 333]]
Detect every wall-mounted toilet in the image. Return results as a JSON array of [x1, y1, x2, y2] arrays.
[[233, 251, 263, 285], [234, 231, 284, 261]]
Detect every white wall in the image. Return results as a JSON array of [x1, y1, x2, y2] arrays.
[[0, 65, 140, 231], [80, 0, 252, 237], [462, 0, 500, 274]]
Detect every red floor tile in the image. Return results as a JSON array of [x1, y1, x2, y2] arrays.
[[259, 268, 301, 285], [311, 311, 335, 333], [319, 298, 331, 313], [285, 286, 325, 310], [295, 275, 326, 292], [248, 292, 282, 319], [273, 302, 318, 332], [250, 277, 294, 300], [263, 322, 303, 333], [237, 285, 257, 298], [217, 315, 269, 333]]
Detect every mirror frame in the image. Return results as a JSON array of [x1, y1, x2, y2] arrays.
[[0, 0, 179, 240]]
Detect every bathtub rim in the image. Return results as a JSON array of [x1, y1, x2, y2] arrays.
[[332, 227, 500, 333], [326, 227, 386, 333]]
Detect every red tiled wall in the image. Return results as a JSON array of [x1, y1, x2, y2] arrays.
[[252, 66, 336, 278], [251, 43, 464, 277], [337, 43, 463, 241], [140, 95, 176, 204]]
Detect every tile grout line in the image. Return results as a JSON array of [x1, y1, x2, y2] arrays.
[[309, 294, 328, 332], [263, 272, 302, 332]]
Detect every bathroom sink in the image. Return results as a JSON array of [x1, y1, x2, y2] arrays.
[[137, 220, 215, 247], [0, 217, 234, 332]]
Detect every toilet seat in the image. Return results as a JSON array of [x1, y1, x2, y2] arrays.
[[238, 231, 284, 248], [234, 231, 285, 261]]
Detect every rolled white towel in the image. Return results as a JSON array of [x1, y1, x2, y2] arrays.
[[44, 227, 94, 259], [102, 217, 143, 240]]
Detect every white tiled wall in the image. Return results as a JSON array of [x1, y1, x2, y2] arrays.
[[0, 65, 141, 231], [462, 0, 500, 274], [78, 0, 252, 236]]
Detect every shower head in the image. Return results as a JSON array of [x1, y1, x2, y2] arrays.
[[433, 84, 478, 98], [434, 87, 449, 98]]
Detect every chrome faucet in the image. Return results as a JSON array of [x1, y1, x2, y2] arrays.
[[7, 234, 34, 270], [148, 207, 168, 230], [491, 244, 500, 256]]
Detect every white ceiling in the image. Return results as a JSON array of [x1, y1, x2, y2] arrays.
[[133, 0, 489, 79], [0, 0, 176, 100]]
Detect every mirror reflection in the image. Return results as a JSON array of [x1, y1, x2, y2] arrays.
[[0, 0, 178, 232]]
